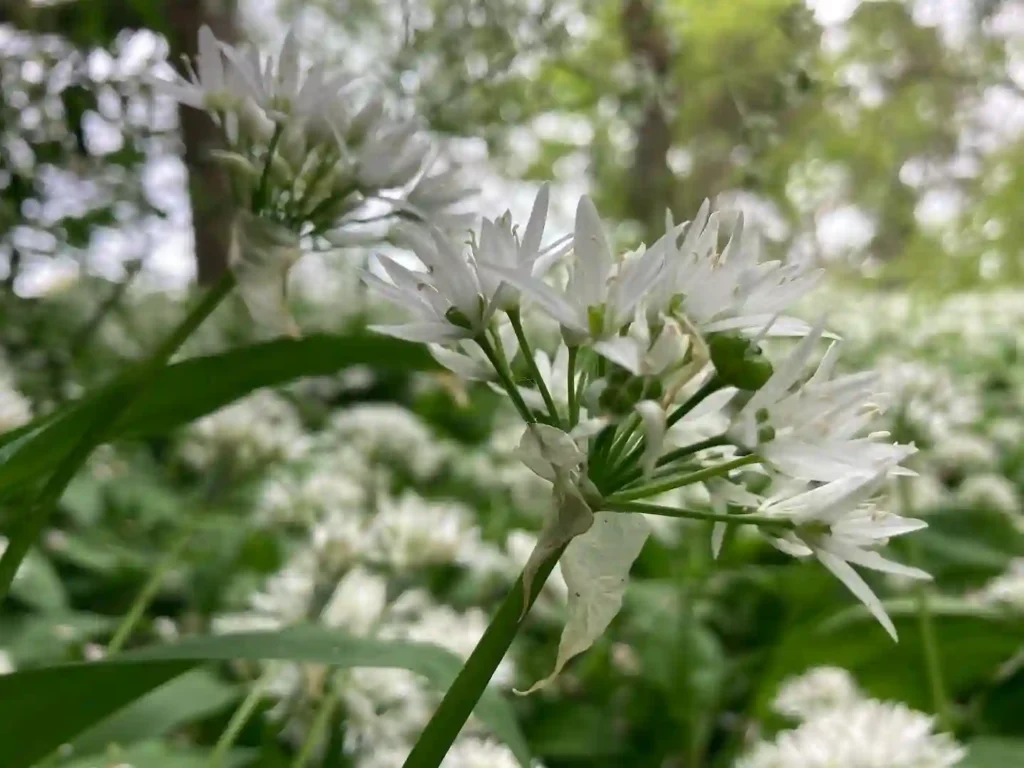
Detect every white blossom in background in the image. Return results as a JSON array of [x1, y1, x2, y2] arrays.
[[772, 666, 863, 720], [739, 698, 965, 768], [0, 356, 32, 434], [155, 24, 473, 333], [178, 388, 309, 470], [970, 560, 1024, 612], [366, 186, 923, 689], [742, 667, 964, 768], [208, 401, 549, 761]]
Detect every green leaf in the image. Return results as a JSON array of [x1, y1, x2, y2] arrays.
[[757, 597, 1024, 715], [0, 626, 530, 768], [0, 334, 437, 497], [8, 550, 67, 612], [962, 737, 1024, 767], [69, 669, 239, 756], [59, 741, 253, 768]]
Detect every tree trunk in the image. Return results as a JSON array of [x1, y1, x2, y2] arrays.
[[166, 0, 238, 284]]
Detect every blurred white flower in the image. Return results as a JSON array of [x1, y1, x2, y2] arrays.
[[772, 666, 862, 720], [739, 698, 965, 768]]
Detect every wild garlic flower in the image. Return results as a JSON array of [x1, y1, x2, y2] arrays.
[[741, 672, 965, 768], [367, 190, 925, 688], [157, 25, 471, 332]]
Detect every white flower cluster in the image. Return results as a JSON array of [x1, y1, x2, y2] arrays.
[[211, 402, 551, 763], [156, 24, 472, 332], [739, 667, 965, 768], [178, 388, 309, 471], [366, 187, 926, 689], [970, 559, 1024, 612], [0, 353, 32, 435], [803, 287, 1024, 519]]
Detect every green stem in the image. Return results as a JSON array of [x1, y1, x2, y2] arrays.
[[607, 455, 759, 503], [476, 334, 535, 424], [508, 310, 561, 426], [0, 273, 235, 606], [566, 346, 579, 427], [605, 413, 642, 470], [901, 480, 952, 729], [402, 546, 565, 768], [108, 523, 195, 653], [293, 692, 340, 768], [666, 375, 723, 429], [603, 499, 793, 529], [612, 435, 730, 491], [254, 123, 285, 213], [606, 377, 725, 489], [210, 667, 276, 767]]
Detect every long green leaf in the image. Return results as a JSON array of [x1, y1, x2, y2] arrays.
[[0, 334, 436, 497], [0, 626, 530, 768], [757, 597, 1024, 715]]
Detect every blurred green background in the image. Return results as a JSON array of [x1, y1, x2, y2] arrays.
[[1, 1, 1024, 766]]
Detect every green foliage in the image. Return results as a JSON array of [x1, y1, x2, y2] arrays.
[[0, 627, 529, 767]]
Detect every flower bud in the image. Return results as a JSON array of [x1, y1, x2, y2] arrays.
[[709, 333, 774, 391]]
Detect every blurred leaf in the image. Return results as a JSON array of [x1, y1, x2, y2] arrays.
[[962, 737, 1024, 767], [59, 740, 252, 768], [758, 597, 1024, 715], [527, 703, 621, 759], [0, 334, 437, 497], [9, 550, 67, 612], [0, 611, 114, 664], [0, 625, 530, 768], [69, 669, 239, 756]]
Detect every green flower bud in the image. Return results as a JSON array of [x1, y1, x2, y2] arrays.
[[709, 332, 774, 391]]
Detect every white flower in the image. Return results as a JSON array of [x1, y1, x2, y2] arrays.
[[480, 195, 664, 353], [369, 492, 480, 570], [430, 322, 518, 381], [738, 698, 965, 768], [955, 473, 1019, 514], [772, 667, 862, 720], [367, 185, 567, 344], [760, 471, 930, 639], [970, 559, 1024, 612], [152, 25, 235, 110], [321, 567, 389, 634], [732, 329, 916, 482], [651, 204, 823, 338]]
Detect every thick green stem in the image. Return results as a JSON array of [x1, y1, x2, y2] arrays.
[[108, 523, 195, 653], [604, 499, 794, 529], [476, 334, 535, 424], [607, 455, 759, 503], [402, 546, 565, 768], [508, 310, 561, 426], [0, 273, 235, 605]]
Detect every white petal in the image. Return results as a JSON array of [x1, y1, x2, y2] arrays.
[[711, 522, 727, 558], [520, 183, 550, 260], [592, 336, 642, 375], [429, 345, 490, 380], [823, 540, 932, 581], [518, 511, 650, 694], [478, 263, 582, 330], [369, 322, 469, 343], [572, 196, 613, 308], [814, 548, 897, 640]]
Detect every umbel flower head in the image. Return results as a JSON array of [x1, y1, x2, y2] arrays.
[[367, 188, 928, 689], [155, 25, 473, 332]]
